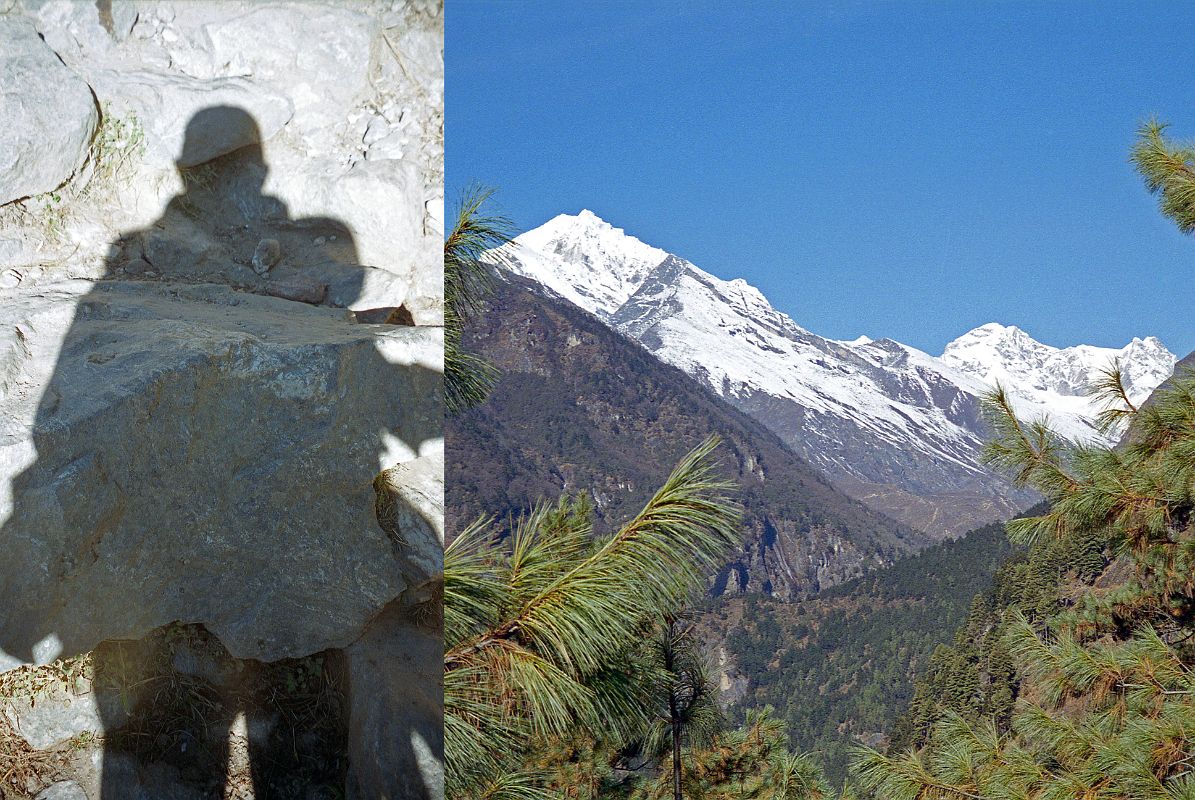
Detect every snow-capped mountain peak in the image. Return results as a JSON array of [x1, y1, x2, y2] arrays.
[[942, 322, 1176, 414], [507, 211, 668, 317]]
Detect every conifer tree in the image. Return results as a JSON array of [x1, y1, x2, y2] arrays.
[[642, 615, 724, 800], [444, 437, 741, 798], [1132, 119, 1195, 233], [631, 707, 831, 800], [852, 366, 1195, 800], [444, 185, 512, 414]]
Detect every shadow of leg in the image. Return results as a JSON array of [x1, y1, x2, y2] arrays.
[[94, 627, 233, 799], [242, 650, 349, 800]]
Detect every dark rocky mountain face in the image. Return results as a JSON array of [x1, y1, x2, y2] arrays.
[[447, 273, 925, 598]]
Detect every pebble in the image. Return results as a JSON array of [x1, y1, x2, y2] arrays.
[[34, 781, 87, 800], [251, 239, 281, 275]]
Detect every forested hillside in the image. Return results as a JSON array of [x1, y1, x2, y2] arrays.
[[710, 520, 1019, 783], [885, 520, 1110, 753]]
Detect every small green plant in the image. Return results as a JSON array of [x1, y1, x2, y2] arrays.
[[84, 105, 146, 193], [177, 161, 218, 219], [179, 161, 216, 193], [0, 104, 146, 245], [38, 191, 66, 242], [0, 652, 93, 703]]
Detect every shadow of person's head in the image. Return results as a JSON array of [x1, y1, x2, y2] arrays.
[[173, 105, 284, 229], [178, 105, 267, 195], [129, 104, 373, 311]]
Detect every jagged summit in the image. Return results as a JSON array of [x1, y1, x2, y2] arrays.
[[489, 212, 1178, 537], [509, 210, 668, 317], [943, 322, 1175, 410]]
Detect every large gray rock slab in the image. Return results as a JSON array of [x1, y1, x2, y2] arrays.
[[345, 602, 443, 800], [0, 18, 98, 205], [0, 280, 442, 670]]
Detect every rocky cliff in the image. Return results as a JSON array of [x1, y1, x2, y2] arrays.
[[0, 3, 443, 798]]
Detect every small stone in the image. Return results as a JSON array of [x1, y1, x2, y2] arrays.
[[363, 115, 389, 146], [0, 270, 21, 289], [35, 781, 87, 800], [251, 239, 281, 275], [122, 259, 152, 276], [133, 18, 156, 39], [313, 236, 326, 246]]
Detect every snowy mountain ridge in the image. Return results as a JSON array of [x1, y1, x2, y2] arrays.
[[492, 211, 1177, 537]]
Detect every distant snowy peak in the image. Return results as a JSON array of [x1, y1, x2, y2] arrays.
[[508, 211, 803, 334], [506, 210, 668, 318], [942, 322, 1176, 405]]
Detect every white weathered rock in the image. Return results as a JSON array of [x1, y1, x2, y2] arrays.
[[376, 450, 444, 547], [24, 0, 138, 58], [200, 4, 378, 123], [281, 157, 422, 272], [0, 280, 442, 670], [85, 68, 294, 168], [374, 449, 444, 604], [0, 18, 98, 205]]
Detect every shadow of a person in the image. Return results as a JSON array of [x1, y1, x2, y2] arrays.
[[0, 106, 442, 798]]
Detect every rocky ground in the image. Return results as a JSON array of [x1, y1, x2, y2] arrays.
[[0, 2, 444, 798]]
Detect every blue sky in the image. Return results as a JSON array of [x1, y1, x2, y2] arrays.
[[448, 1, 1195, 356]]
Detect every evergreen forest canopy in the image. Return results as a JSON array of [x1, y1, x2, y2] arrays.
[[443, 119, 1195, 798], [715, 520, 1019, 785]]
